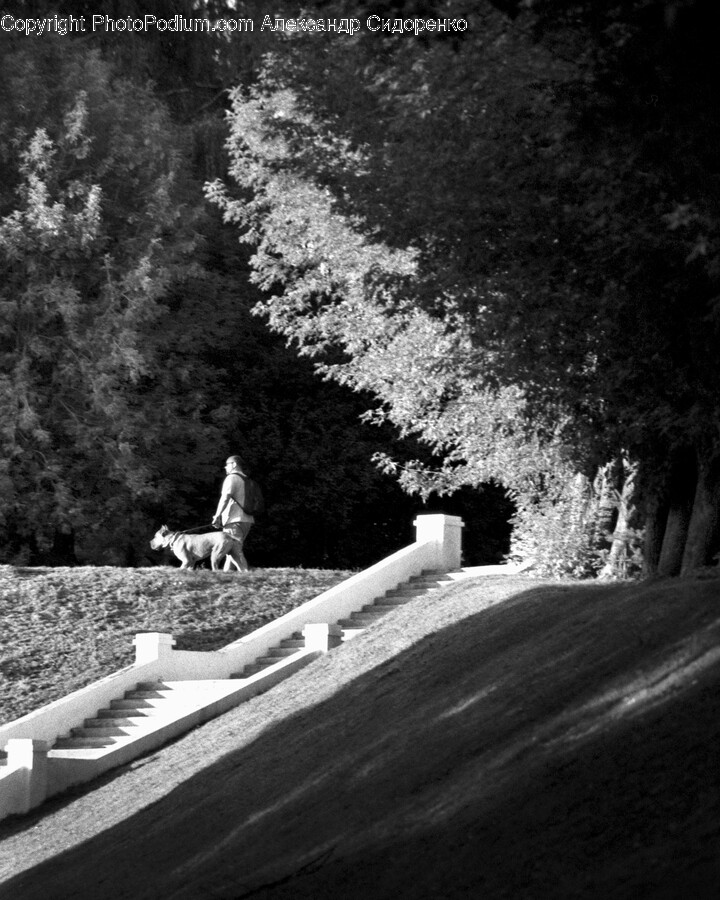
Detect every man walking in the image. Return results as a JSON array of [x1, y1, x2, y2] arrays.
[[212, 455, 254, 571]]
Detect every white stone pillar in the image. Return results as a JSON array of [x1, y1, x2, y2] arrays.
[[414, 513, 464, 571], [6, 738, 50, 814], [303, 623, 343, 652], [133, 632, 176, 664]]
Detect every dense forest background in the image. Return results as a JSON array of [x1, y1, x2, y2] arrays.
[[0, 1, 717, 576]]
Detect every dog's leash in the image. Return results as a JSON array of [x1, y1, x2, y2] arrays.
[[175, 523, 221, 535]]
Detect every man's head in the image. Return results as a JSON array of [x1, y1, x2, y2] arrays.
[[225, 455, 245, 474]]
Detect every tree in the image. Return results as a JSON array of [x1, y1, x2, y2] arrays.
[[209, 0, 720, 575], [0, 39, 206, 563], [2, 30, 490, 570]]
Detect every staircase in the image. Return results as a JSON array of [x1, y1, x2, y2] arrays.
[[52, 680, 254, 752], [231, 570, 453, 679], [47, 570, 454, 760], [47, 657, 316, 765], [239, 633, 306, 678], [338, 570, 454, 639], [0, 513, 469, 821]]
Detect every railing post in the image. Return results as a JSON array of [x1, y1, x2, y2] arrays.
[[133, 632, 176, 664], [303, 623, 343, 652], [413, 513, 464, 571], [5, 738, 50, 814]]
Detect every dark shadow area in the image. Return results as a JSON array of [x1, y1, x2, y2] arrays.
[[253, 675, 720, 900], [422, 481, 515, 566], [1, 579, 719, 899]]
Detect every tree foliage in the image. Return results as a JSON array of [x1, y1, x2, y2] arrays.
[[0, 41, 196, 561], [2, 33, 496, 569], [7, 2, 715, 575], [210, 0, 720, 576]]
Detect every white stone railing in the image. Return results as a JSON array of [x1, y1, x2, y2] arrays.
[[0, 513, 462, 820]]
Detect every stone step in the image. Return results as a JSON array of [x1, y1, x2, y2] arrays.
[[279, 639, 305, 649], [373, 596, 414, 607], [124, 690, 178, 700], [362, 598, 418, 611], [109, 699, 172, 712], [54, 736, 115, 750], [384, 585, 436, 597], [125, 685, 228, 701], [235, 661, 274, 677], [84, 715, 152, 727], [265, 647, 300, 658], [409, 572, 451, 583], [96, 708, 157, 719], [132, 683, 226, 695], [351, 613, 391, 624], [134, 680, 245, 694], [337, 613, 387, 628], [253, 655, 291, 667], [71, 725, 134, 739]]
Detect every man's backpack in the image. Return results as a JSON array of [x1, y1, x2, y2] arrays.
[[241, 476, 265, 517]]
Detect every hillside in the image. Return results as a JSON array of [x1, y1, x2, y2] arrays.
[[1, 573, 720, 898]]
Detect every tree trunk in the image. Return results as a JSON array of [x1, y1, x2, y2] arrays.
[[680, 452, 720, 575], [598, 457, 637, 580], [598, 459, 637, 579], [43, 526, 78, 566], [642, 492, 667, 577], [657, 456, 696, 577], [593, 459, 620, 546]]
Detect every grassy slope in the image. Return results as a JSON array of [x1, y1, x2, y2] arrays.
[[1, 573, 720, 898], [0, 565, 350, 724]]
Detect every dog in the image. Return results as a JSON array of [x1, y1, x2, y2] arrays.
[[150, 525, 247, 571]]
